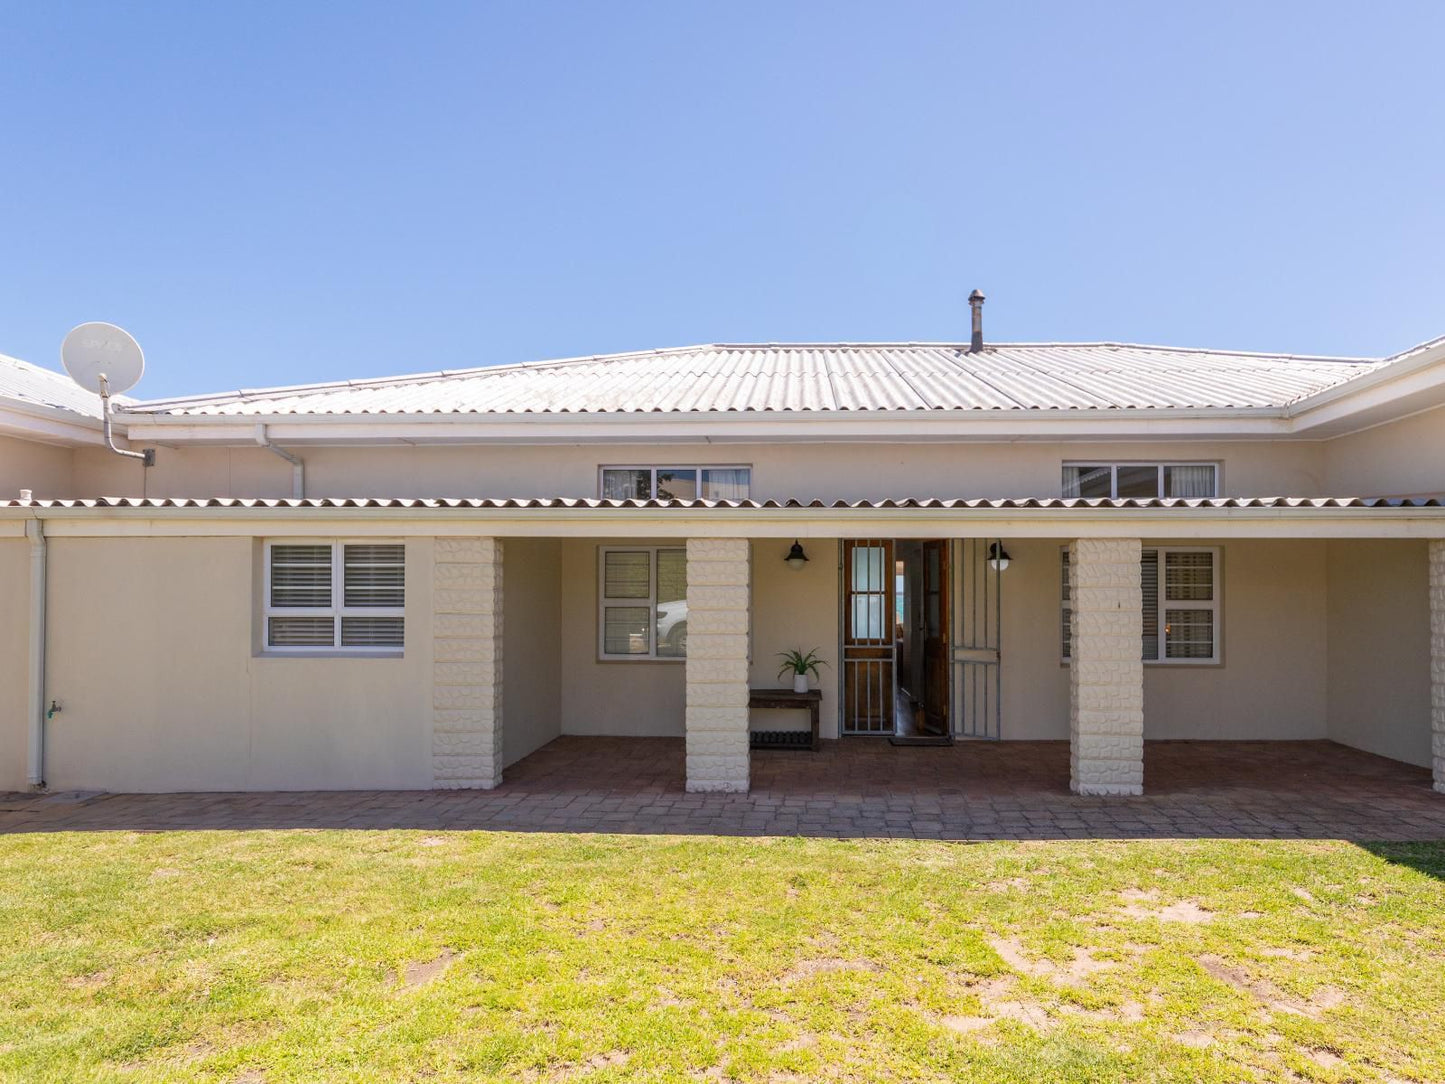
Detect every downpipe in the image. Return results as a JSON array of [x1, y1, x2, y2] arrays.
[[24, 517, 46, 787], [254, 423, 305, 498]]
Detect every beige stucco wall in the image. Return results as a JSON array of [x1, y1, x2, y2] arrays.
[[74, 438, 1331, 503], [0, 435, 74, 500], [1324, 405, 1445, 498], [558, 538, 686, 736], [549, 534, 1334, 746], [749, 539, 840, 738], [0, 538, 31, 791], [40, 536, 434, 792], [986, 539, 1330, 742], [1326, 540, 1432, 766], [2, 526, 1433, 794], [502, 538, 562, 766]]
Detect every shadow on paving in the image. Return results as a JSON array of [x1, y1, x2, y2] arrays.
[[2, 739, 1442, 842]]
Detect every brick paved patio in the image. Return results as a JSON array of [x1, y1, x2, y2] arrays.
[[1, 738, 1442, 840]]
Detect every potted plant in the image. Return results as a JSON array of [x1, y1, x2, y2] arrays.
[[777, 648, 826, 694]]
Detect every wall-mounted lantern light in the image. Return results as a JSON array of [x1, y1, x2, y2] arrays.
[[987, 541, 1012, 572], [784, 540, 810, 570]]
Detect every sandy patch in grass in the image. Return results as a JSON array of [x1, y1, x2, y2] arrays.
[[780, 957, 880, 983], [1198, 954, 1344, 1020], [1175, 1029, 1214, 1048], [987, 935, 1112, 986], [939, 1014, 993, 1034], [390, 948, 458, 991], [1118, 889, 1215, 923], [1259, 946, 1314, 961], [63, 970, 110, 991], [985, 877, 1029, 892]]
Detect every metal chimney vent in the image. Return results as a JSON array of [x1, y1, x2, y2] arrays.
[[968, 289, 986, 353]]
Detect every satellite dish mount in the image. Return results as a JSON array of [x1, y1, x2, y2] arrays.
[[60, 322, 155, 467]]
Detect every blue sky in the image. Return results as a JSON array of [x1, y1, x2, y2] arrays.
[[2, 2, 1442, 399]]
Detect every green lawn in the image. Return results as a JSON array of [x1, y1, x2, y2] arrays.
[[1, 832, 1442, 1083]]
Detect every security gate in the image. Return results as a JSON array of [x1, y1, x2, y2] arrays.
[[841, 539, 895, 734], [951, 538, 1003, 739]]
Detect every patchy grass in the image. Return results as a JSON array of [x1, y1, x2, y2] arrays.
[[0, 833, 1442, 1082]]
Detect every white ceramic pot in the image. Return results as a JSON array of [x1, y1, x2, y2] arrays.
[[793, 673, 809, 694]]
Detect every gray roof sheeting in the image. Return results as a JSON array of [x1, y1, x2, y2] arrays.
[[3, 496, 1439, 511], [126, 342, 1383, 416], [0, 353, 128, 418]]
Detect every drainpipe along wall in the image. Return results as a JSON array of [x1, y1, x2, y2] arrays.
[[254, 424, 305, 498], [24, 516, 46, 787]]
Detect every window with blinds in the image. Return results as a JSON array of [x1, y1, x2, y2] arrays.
[[1061, 546, 1219, 664], [265, 541, 405, 653], [598, 546, 689, 660], [1061, 463, 1218, 499]]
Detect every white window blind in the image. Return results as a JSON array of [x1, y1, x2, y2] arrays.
[[598, 546, 688, 660], [266, 541, 405, 653], [1062, 463, 1218, 499], [600, 466, 751, 501], [1061, 546, 1219, 664]]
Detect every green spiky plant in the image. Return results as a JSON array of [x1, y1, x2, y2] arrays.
[[776, 647, 827, 682]]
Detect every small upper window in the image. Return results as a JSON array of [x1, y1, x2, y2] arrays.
[[265, 541, 405, 653], [1062, 463, 1217, 499], [600, 466, 751, 501]]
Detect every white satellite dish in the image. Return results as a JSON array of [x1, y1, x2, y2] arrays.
[[61, 321, 146, 396], [59, 321, 154, 466]]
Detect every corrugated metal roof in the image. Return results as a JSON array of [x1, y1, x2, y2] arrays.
[[0, 353, 126, 418], [3, 496, 1439, 511], [125, 342, 1384, 416]]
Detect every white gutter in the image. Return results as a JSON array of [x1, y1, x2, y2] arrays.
[[123, 407, 1296, 446], [24, 516, 46, 787], [6, 501, 1445, 541], [254, 424, 305, 498]]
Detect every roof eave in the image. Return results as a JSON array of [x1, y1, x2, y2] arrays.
[[120, 406, 1295, 446], [1286, 335, 1445, 435], [0, 397, 110, 447]]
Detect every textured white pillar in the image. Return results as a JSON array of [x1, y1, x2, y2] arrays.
[[1431, 540, 1445, 794], [431, 538, 503, 789], [1069, 538, 1144, 796], [685, 538, 751, 793]]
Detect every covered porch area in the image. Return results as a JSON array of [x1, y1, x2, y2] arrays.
[[482, 521, 1445, 800], [7, 737, 1442, 839]]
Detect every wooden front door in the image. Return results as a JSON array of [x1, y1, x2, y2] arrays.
[[921, 539, 950, 734]]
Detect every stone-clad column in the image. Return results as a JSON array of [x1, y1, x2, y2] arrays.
[[685, 538, 751, 793], [1069, 538, 1144, 796], [1431, 540, 1445, 794], [432, 538, 503, 789]]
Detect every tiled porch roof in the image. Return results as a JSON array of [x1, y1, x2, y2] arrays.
[[3, 495, 1443, 511]]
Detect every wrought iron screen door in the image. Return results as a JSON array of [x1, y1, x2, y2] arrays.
[[951, 538, 1003, 739], [841, 539, 895, 734]]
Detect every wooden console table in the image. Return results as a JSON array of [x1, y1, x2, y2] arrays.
[[747, 688, 822, 751]]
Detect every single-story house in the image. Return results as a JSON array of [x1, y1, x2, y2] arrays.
[[2, 312, 1444, 797]]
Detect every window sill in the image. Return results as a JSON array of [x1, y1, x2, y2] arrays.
[[256, 651, 405, 660]]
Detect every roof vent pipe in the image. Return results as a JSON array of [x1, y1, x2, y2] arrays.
[[968, 289, 986, 354]]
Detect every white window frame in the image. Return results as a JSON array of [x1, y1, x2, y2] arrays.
[[1061, 545, 1221, 665], [597, 465, 752, 501], [1060, 461, 1220, 499], [263, 539, 406, 656], [597, 545, 687, 661]]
